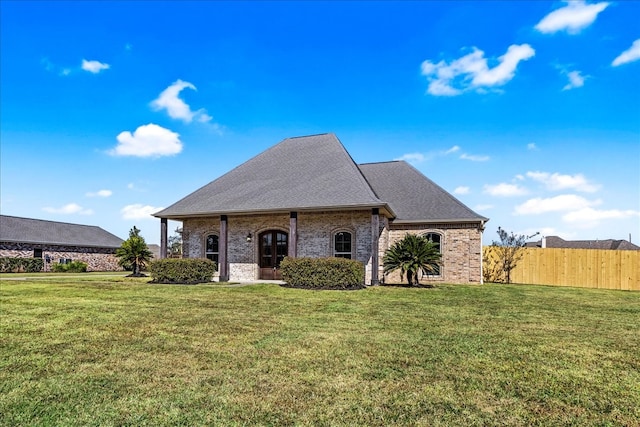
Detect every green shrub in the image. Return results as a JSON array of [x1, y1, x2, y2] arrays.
[[51, 261, 88, 273], [0, 258, 44, 273], [150, 258, 216, 284], [280, 257, 365, 289]]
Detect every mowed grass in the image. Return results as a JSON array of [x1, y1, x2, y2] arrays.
[[1, 277, 639, 426]]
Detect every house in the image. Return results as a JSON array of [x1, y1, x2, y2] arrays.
[[153, 133, 488, 284], [0, 215, 124, 271], [526, 235, 640, 251]]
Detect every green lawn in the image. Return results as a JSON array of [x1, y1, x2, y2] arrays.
[[1, 277, 638, 426]]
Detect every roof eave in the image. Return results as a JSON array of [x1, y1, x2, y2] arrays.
[[154, 203, 396, 220], [391, 217, 489, 225]]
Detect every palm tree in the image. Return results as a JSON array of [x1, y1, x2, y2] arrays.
[[116, 226, 154, 276], [383, 234, 441, 286]]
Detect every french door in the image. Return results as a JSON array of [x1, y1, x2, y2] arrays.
[[259, 230, 288, 280]]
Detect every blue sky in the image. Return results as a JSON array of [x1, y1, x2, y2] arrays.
[[1, 1, 639, 246]]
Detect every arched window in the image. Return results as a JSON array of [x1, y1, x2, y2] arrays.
[[334, 231, 353, 259], [205, 234, 219, 266], [424, 232, 442, 276]]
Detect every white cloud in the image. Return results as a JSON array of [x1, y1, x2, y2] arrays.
[[454, 186, 470, 195], [110, 123, 183, 158], [484, 183, 529, 197], [121, 204, 164, 220], [86, 189, 113, 198], [612, 39, 640, 67], [526, 171, 600, 192], [81, 59, 110, 74], [444, 145, 461, 155], [535, 1, 609, 35], [514, 194, 600, 215], [395, 153, 425, 164], [527, 143, 538, 151], [562, 207, 640, 227], [150, 79, 212, 123], [474, 204, 494, 212], [460, 153, 490, 162], [421, 44, 535, 96], [43, 203, 93, 215], [562, 70, 587, 90]]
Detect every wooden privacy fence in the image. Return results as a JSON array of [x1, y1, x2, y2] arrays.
[[483, 247, 640, 291]]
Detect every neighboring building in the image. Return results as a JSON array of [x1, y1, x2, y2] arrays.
[[154, 133, 488, 284], [0, 215, 124, 271], [526, 235, 640, 251]]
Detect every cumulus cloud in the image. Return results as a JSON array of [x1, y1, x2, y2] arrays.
[[121, 204, 164, 220], [421, 44, 535, 96], [86, 189, 113, 198], [444, 146, 460, 155], [612, 39, 640, 67], [460, 153, 490, 162], [151, 79, 212, 123], [474, 204, 494, 212], [81, 59, 110, 74], [562, 207, 640, 227], [110, 124, 183, 158], [395, 153, 425, 164], [43, 203, 93, 215], [535, 1, 609, 35], [454, 186, 470, 195], [526, 171, 600, 192], [562, 70, 587, 90], [484, 183, 528, 197], [514, 194, 600, 215]]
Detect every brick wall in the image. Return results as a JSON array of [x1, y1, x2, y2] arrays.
[[181, 214, 482, 284], [0, 242, 121, 272], [385, 223, 483, 284]]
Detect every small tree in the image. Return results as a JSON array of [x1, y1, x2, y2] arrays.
[[383, 234, 441, 286], [489, 227, 527, 284], [116, 226, 154, 277], [168, 227, 183, 258]]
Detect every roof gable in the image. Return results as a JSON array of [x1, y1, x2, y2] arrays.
[[0, 215, 123, 248], [155, 133, 387, 218], [359, 161, 487, 223]]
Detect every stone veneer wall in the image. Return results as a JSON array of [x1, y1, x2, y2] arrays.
[[0, 242, 121, 272], [383, 223, 483, 284], [182, 210, 376, 282]]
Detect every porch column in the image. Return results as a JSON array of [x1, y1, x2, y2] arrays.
[[219, 215, 229, 282], [160, 218, 168, 259], [289, 212, 298, 258], [370, 208, 380, 285]]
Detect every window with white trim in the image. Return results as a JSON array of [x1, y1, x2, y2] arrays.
[[334, 231, 353, 259]]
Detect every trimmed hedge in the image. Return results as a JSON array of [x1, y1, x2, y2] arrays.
[[51, 261, 88, 273], [0, 258, 44, 273], [280, 257, 365, 290], [149, 258, 216, 284]]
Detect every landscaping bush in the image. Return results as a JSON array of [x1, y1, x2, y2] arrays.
[[280, 257, 365, 290], [51, 261, 88, 273], [0, 257, 44, 273], [149, 258, 216, 284]]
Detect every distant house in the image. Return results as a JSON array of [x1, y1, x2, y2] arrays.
[[525, 235, 640, 251], [154, 133, 488, 284], [0, 215, 124, 271]]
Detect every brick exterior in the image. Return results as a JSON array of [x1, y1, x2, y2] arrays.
[[0, 242, 121, 272], [384, 223, 483, 284], [180, 213, 483, 284]]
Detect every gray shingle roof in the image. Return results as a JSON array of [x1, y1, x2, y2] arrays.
[[155, 133, 390, 218], [359, 161, 487, 223], [154, 133, 487, 224], [527, 236, 640, 250], [0, 215, 124, 248]]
